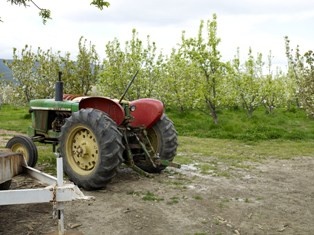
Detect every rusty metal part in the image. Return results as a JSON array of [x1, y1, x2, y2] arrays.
[[159, 159, 181, 169]]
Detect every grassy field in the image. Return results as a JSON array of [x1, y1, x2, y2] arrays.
[[177, 136, 314, 177], [1, 104, 313, 175], [1, 104, 314, 141], [0, 105, 30, 133], [167, 107, 314, 140]]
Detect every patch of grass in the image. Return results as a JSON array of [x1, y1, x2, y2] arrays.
[[199, 163, 217, 174], [0, 104, 30, 133], [177, 136, 314, 162], [193, 195, 203, 200], [126, 190, 142, 196], [167, 180, 187, 187], [174, 154, 194, 165], [159, 173, 191, 189], [36, 143, 57, 175], [142, 191, 164, 202], [167, 196, 180, 205], [218, 201, 228, 209], [176, 136, 314, 176], [215, 171, 231, 178]]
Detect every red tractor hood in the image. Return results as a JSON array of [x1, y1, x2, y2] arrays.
[[129, 98, 164, 129], [65, 95, 164, 128], [79, 96, 125, 126]]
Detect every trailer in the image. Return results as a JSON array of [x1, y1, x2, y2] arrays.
[[0, 149, 93, 234]]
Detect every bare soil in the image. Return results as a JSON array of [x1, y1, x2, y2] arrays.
[[1, 131, 314, 235]]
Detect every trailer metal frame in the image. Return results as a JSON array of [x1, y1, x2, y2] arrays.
[[0, 150, 93, 234]]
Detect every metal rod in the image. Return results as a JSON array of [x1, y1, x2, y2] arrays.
[[56, 153, 65, 234], [119, 70, 139, 103], [56, 155, 63, 186], [57, 203, 65, 235]]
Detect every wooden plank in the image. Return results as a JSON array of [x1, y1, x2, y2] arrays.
[[0, 149, 25, 184]]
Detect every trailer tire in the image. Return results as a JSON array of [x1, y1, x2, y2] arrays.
[[60, 108, 124, 190], [5, 135, 38, 167]]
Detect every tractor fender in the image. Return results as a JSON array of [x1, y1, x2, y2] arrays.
[[79, 97, 125, 126], [129, 98, 164, 128]]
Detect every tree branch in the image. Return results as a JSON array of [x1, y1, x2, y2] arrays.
[[2, 0, 110, 24]]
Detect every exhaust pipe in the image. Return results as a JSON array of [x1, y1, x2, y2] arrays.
[[55, 71, 63, 101]]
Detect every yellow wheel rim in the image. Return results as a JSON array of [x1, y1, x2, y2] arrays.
[[65, 124, 99, 175], [147, 127, 160, 153], [11, 144, 30, 163]]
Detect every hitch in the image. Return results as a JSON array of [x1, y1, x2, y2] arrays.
[[159, 159, 181, 169]]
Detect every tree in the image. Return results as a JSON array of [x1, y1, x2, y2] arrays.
[[57, 37, 101, 95], [232, 48, 264, 117], [285, 36, 314, 117], [97, 37, 127, 98], [260, 51, 286, 114], [160, 48, 201, 111], [71, 36, 100, 95], [4, 45, 60, 104], [98, 29, 164, 100], [3, 37, 101, 105], [180, 14, 226, 124], [2, 0, 110, 24]]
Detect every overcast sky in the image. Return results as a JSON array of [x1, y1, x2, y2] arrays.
[[0, 0, 313, 70]]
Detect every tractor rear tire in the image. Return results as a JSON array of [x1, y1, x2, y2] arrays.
[[5, 135, 38, 167], [135, 114, 178, 173], [60, 108, 124, 190]]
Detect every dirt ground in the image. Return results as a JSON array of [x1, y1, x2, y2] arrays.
[[1, 131, 314, 235]]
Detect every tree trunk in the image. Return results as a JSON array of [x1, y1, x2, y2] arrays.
[[205, 98, 218, 124]]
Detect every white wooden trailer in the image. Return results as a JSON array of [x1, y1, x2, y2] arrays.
[[0, 150, 93, 234]]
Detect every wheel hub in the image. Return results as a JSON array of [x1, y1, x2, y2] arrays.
[[69, 128, 98, 171]]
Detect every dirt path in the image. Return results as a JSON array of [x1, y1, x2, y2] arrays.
[[1, 131, 314, 235]]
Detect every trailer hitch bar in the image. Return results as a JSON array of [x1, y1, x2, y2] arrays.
[[159, 160, 181, 169]]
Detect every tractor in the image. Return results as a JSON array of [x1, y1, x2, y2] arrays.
[[6, 72, 178, 190]]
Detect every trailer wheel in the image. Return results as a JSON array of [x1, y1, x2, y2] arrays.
[[5, 135, 38, 167], [60, 108, 124, 190], [134, 114, 178, 173], [0, 180, 11, 190]]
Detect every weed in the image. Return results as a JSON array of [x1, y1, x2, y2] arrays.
[[167, 196, 180, 205], [142, 191, 164, 202], [126, 191, 142, 196], [193, 195, 203, 200]]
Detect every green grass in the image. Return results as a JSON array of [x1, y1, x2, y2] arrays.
[[142, 191, 164, 202], [1, 104, 314, 176], [177, 136, 314, 161], [0, 104, 30, 133], [175, 136, 314, 177], [36, 143, 58, 175], [167, 107, 314, 141], [1, 104, 314, 141]]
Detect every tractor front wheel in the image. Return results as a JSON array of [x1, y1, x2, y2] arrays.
[[134, 114, 178, 173], [60, 108, 124, 190], [5, 135, 38, 167]]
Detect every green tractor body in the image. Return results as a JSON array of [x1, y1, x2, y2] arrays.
[[28, 99, 79, 140], [7, 74, 178, 190]]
